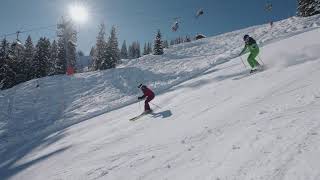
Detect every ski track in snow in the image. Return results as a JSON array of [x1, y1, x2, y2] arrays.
[[1, 15, 320, 180]]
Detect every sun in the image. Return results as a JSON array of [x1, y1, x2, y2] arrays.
[[69, 4, 89, 24]]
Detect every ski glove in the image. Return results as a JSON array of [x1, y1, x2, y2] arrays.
[[239, 45, 249, 56], [138, 96, 144, 100]]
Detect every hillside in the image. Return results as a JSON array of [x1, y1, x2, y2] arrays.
[[1, 15, 320, 180]]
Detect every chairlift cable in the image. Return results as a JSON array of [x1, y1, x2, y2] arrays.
[[0, 24, 56, 39]]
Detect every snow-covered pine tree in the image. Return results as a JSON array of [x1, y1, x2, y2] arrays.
[[90, 46, 95, 57], [56, 37, 67, 74], [128, 44, 134, 59], [56, 17, 77, 74], [134, 41, 141, 58], [143, 43, 148, 55], [154, 30, 164, 55], [89, 46, 95, 70], [77, 50, 84, 57], [120, 40, 128, 59], [174, 37, 180, 45], [176, 36, 183, 44], [67, 33, 77, 71], [76, 50, 85, 72], [170, 40, 175, 46], [106, 26, 120, 68], [316, 0, 320, 12], [142, 43, 148, 55], [163, 40, 169, 49], [310, 0, 320, 15], [127, 41, 141, 59], [23, 35, 35, 80], [185, 36, 191, 42], [33, 37, 51, 78], [49, 40, 58, 76], [100, 42, 112, 69], [147, 42, 153, 54], [298, 0, 311, 16], [298, 0, 320, 16], [0, 38, 16, 90], [9, 39, 25, 84], [93, 23, 108, 70], [0, 39, 9, 68]]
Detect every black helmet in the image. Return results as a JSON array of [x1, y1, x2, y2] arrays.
[[243, 34, 249, 41], [138, 84, 147, 89]]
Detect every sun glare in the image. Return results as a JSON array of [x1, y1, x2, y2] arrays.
[[69, 4, 89, 24]]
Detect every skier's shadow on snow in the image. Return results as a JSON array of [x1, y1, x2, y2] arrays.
[[151, 110, 172, 119], [213, 70, 249, 81]]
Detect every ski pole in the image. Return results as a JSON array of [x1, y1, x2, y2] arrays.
[[150, 102, 162, 109], [258, 55, 265, 66], [138, 101, 141, 110], [239, 56, 247, 69]]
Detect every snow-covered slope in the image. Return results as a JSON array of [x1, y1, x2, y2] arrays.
[[1, 15, 320, 180]]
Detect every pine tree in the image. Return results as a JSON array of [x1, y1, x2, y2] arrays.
[[106, 26, 120, 68], [144, 42, 151, 55], [134, 41, 141, 58], [23, 35, 35, 80], [128, 44, 134, 59], [174, 38, 178, 45], [56, 17, 77, 74], [148, 43, 153, 54], [176, 36, 183, 44], [0, 38, 16, 89], [67, 37, 77, 72], [33, 37, 51, 78], [49, 40, 58, 76], [89, 46, 95, 70], [10, 39, 25, 84], [76, 51, 84, 72], [147, 42, 152, 54], [163, 40, 169, 49], [56, 37, 67, 74], [153, 30, 164, 55], [90, 46, 95, 57], [298, 0, 320, 16], [129, 41, 141, 59], [100, 43, 112, 70], [185, 36, 191, 42], [0, 39, 9, 67], [77, 50, 84, 57], [120, 40, 128, 59], [316, 0, 320, 12], [93, 23, 108, 70], [127, 41, 141, 59], [143, 43, 148, 55]]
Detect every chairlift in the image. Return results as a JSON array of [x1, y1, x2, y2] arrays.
[[265, 2, 272, 12], [171, 21, 179, 32], [196, 9, 204, 18], [11, 31, 24, 50]]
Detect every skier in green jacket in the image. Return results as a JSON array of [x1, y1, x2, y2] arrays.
[[239, 34, 262, 73]]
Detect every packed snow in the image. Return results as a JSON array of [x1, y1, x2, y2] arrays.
[[1, 15, 320, 180]]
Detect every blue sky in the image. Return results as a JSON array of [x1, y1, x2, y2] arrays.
[[0, 0, 297, 54]]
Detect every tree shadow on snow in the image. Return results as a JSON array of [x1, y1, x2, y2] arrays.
[[0, 130, 71, 180]]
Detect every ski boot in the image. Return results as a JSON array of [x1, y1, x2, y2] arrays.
[[143, 109, 153, 114], [250, 69, 258, 74]]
